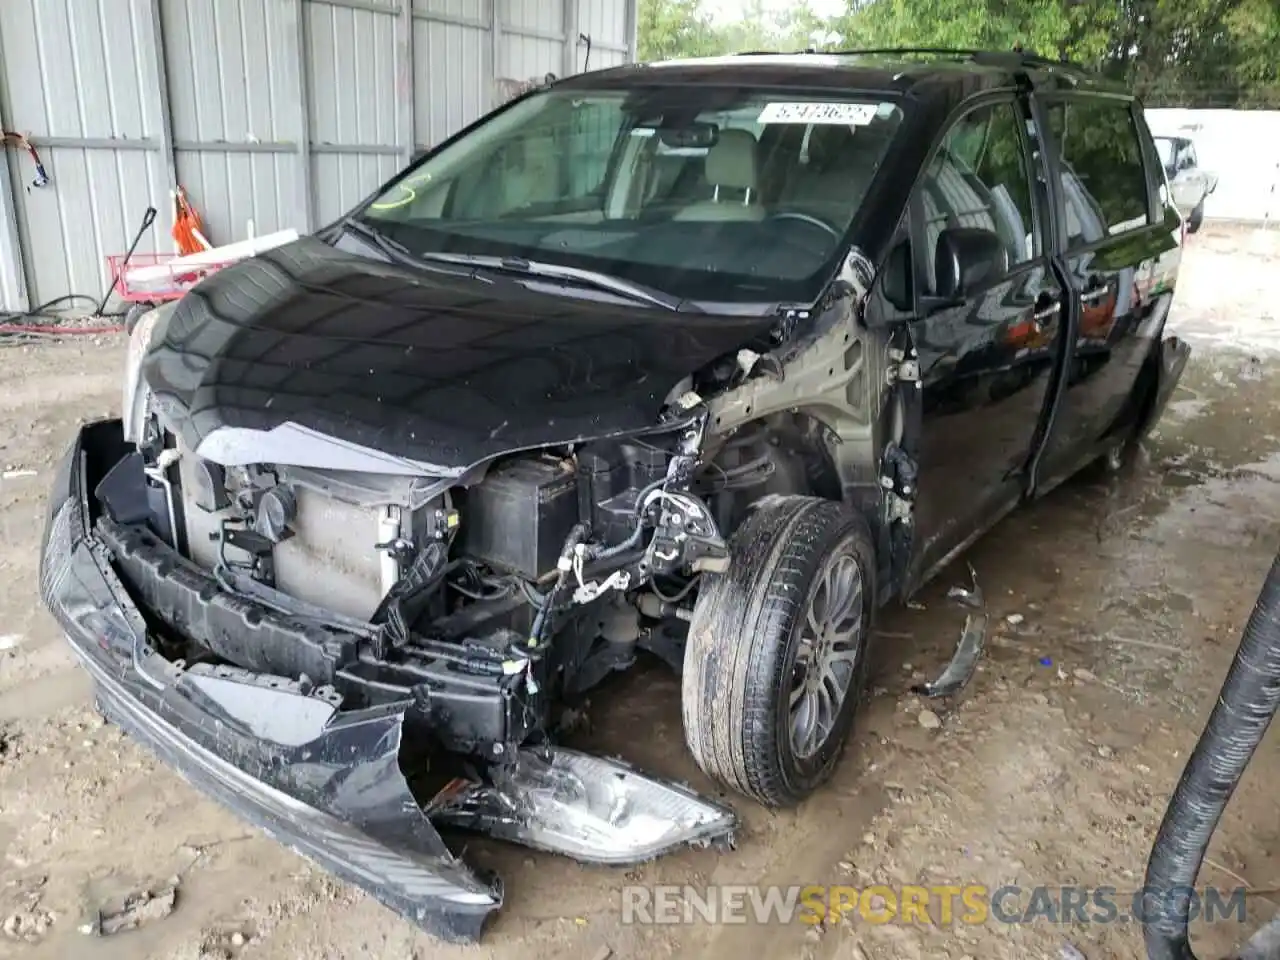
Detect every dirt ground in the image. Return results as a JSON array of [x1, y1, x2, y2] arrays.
[[3, 224, 1280, 960]]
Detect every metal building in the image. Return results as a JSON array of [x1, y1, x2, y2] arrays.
[[0, 0, 637, 312]]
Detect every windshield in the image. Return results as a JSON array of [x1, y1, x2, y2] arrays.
[[357, 87, 904, 304], [1154, 137, 1175, 169]]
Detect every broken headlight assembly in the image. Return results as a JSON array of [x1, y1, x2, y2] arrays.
[[427, 747, 736, 864]]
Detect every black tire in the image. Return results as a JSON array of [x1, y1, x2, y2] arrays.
[[682, 496, 876, 808], [1187, 201, 1205, 234]]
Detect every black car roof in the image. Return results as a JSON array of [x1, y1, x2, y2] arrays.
[[557, 50, 1131, 103]]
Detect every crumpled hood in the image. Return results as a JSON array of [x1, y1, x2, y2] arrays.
[[141, 236, 774, 472]]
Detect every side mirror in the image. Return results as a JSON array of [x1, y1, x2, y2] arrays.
[[933, 226, 1008, 300], [880, 239, 913, 313]]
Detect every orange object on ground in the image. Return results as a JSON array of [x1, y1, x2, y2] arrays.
[[170, 187, 210, 256]]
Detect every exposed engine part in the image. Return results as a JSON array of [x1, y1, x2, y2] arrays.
[[143, 447, 182, 551], [378, 506, 405, 596], [576, 438, 669, 544], [462, 454, 579, 580], [570, 558, 631, 603], [219, 521, 282, 586], [522, 523, 590, 657], [557, 594, 646, 694], [596, 594, 643, 645], [644, 489, 728, 575], [177, 437, 456, 621], [511, 412, 725, 662], [649, 571, 700, 604], [255, 484, 297, 543], [372, 535, 452, 652], [190, 458, 230, 512], [147, 405, 727, 755], [637, 590, 695, 622]]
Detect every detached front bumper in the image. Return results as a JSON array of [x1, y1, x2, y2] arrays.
[[39, 421, 501, 943]]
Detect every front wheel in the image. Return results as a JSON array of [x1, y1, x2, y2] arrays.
[[681, 496, 876, 808]]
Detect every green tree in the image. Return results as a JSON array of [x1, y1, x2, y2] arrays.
[[637, 0, 828, 61], [1225, 0, 1280, 106], [636, 0, 720, 61], [833, 0, 1113, 63], [832, 0, 1279, 107], [636, 0, 1279, 107]]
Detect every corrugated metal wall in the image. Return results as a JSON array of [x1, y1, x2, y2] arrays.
[[0, 0, 636, 312]]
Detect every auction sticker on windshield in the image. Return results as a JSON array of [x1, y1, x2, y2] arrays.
[[757, 101, 879, 125]]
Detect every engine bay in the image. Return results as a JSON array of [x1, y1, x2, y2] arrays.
[[96, 399, 819, 762]]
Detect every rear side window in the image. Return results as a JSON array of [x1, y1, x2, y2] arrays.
[[1044, 99, 1151, 247]]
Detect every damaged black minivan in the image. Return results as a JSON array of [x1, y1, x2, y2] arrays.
[[41, 49, 1188, 940]]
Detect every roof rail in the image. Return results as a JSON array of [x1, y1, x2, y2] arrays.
[[734, 46, 1090, 75]]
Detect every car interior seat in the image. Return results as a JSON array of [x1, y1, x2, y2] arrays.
[[772, 125, 879, 225], [673, 129, 765, 222]]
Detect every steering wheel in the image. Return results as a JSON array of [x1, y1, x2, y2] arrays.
[[766, 211, 841, 239]]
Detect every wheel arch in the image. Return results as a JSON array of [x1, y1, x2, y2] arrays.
[[700, 408, 888, 555]]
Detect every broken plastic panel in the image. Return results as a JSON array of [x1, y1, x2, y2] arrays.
[[427, 747, 737, 864], [41, 456, 502, 943], [945, 562, 983, 610], [915, 563, 988, 699]]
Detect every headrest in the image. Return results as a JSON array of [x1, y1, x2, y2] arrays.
[[705, 129, 759, 192], [804, 125, 858, 169]]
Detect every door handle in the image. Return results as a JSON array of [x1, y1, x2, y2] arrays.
[[1080, 287, 1110, 304], [1032, 299, 1060, 322]]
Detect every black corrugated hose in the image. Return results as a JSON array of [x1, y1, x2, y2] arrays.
[[1144, 552, 1280, 960]]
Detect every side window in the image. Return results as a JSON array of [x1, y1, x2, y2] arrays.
[[916, 100, 1037, 295], [1044, 99, 1150, 246]]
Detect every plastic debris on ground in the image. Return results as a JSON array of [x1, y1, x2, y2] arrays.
[[914, 564, 988, 698]]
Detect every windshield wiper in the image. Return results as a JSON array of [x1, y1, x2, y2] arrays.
[[340, 220, 692, 312], [340, 218, 428, 265], [414, 252, 695, 312]]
